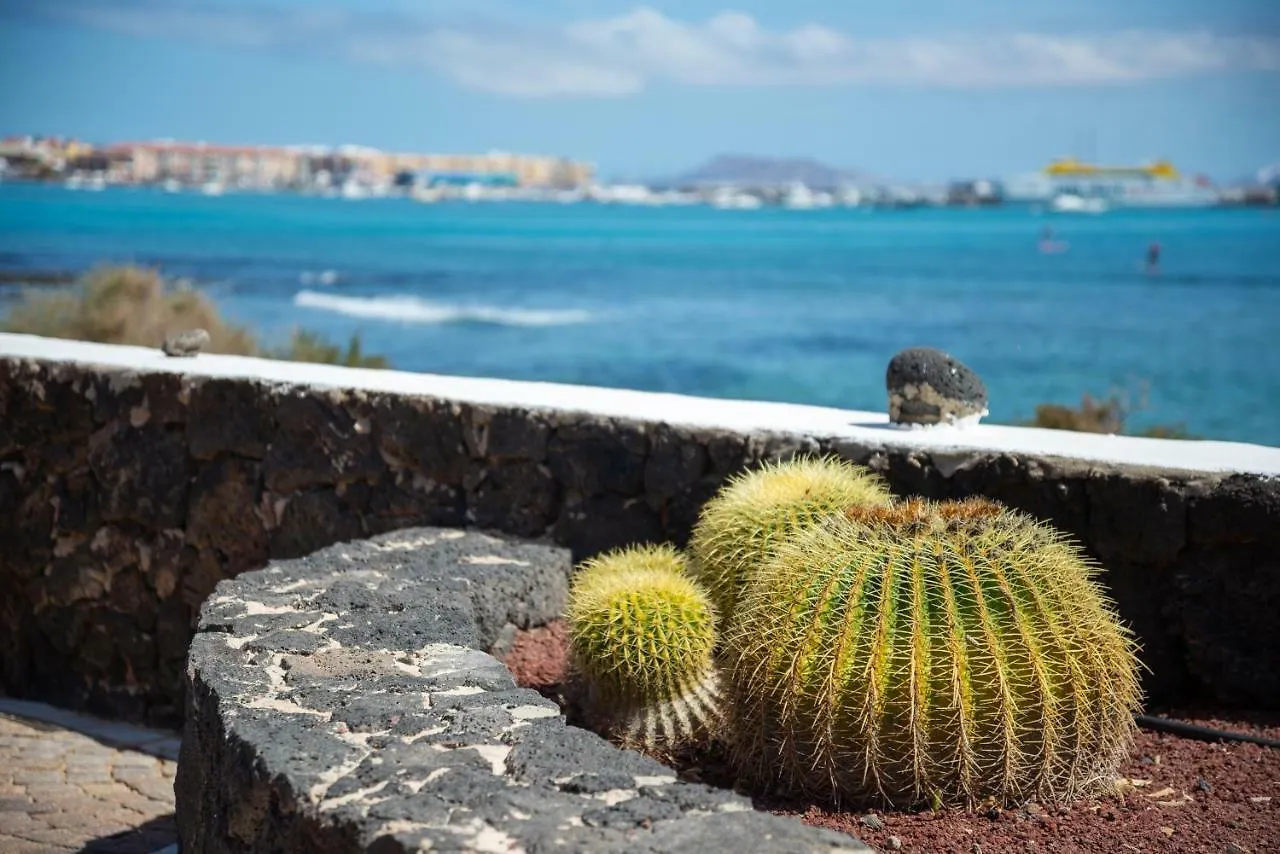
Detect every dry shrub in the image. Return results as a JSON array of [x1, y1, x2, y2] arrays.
[[1030, 394, 1126, 434], [3, 265, 391, 368], [274, 329, 389, 369], [1028, 386, 1198, 439], [2, 265, 257, 354]]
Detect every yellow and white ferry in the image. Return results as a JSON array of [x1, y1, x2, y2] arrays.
[[1005, 158, 1219, 209]]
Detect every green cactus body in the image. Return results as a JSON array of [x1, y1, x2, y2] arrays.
[[567, 544, 720, 751], [723, 498, 1141, 809], [689, 456, 891, 628]]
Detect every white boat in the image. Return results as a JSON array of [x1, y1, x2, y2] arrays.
[[710, 188, 763, 210], [200, 181, 224, 196], [593, 184, 655, 205], [163, 178, 182, 194], [783, 182, 817, 210], [339, 181, 368, 200], [781, 182, 835, 210], [64, 172, 105, 191], [1006, 158, 1218, 208], [654, 189, 698, 206], [411, 186, 442, 204], [1050, 193, 1109, 214], [836, 186, 864, 208]]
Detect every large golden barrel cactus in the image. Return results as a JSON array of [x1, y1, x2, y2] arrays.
[[567, 544, 721, 752], [689, 455, 891, 628], [723, 498, 1142, 809]]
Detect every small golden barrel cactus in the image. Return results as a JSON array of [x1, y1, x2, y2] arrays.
[[723, 498, 1142, 809], [567, 544, 720, 752], [689, 455, 891, 627]]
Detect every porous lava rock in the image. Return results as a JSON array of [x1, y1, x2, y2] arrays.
[[886, 347, 988, 426]]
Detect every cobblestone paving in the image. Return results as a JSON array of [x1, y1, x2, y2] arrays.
[[0, 700, 179, 854]]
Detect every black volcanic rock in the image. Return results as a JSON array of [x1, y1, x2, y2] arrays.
[[886, 347, 988, 426]]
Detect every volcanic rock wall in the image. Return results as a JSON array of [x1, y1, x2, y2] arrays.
[[2, 346, 1278, 725]]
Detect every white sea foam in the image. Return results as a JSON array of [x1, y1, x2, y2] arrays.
[[293, 290, 592, 327], [299, 270, 340, 286]]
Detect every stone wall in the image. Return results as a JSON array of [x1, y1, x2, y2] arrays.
[[176, 526, 868, 853], [2, 346, 1279, 727]]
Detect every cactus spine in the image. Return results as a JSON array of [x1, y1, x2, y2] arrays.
[[723, 498, 1141, 809], [567, 544, 720, 752], [689, 455, 891, 627]]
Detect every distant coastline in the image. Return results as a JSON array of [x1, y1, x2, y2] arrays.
[[4, 135, 1278, 211]]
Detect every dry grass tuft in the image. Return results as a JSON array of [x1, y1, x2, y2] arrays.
[[3, 265, 389, 368], [1028, 388, 1198, 440], [3, 265, 258, 354]]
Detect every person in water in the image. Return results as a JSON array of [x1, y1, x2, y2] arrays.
[[1038, 226, 1066, 254], [1146, 241, 1161, 272]]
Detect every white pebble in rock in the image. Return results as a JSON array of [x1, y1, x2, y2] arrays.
[[161, 328, 210, 358], [886, 346, 989, 427]]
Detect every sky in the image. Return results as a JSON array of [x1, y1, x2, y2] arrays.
[[0, 0, 1277, 181]]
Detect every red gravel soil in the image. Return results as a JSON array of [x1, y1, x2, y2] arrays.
[[503, 620, 570, 693], [502, 622, 1280, 854]]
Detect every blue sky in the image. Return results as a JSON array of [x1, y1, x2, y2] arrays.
[[1, 0, 1277, 181]]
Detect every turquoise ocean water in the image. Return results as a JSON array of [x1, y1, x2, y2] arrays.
[[1, 182, 1278, 445]]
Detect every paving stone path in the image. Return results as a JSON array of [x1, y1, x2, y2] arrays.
[[0, 700, 179, 854]]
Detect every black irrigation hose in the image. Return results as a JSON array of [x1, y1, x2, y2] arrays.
[[1135, 714, 1280, 749]]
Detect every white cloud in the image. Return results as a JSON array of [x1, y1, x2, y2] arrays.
[[78, 6, 274, 48], [420, 29, 647, 97], [9, 1, 1280, 97], [471, 8, 1279, 94]]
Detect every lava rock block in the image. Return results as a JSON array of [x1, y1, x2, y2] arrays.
[[176, 527, 870, 853], [886, 347, 988, 426]]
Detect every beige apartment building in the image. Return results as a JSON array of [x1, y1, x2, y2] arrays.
[[111, 143, 303, 187], [406, 152, 594, 189], [101, 142, 594, 190]]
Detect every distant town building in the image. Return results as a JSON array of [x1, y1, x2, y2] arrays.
[[109, 142, 304, 188], [0, 135, 94, 177], [406, 151, 593, 190], [25, 138, 597, 193]]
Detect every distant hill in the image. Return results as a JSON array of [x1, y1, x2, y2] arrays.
[[666, 154, 872, 189]]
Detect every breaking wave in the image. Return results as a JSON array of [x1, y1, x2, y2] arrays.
[[293, 290, 593, 327]]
